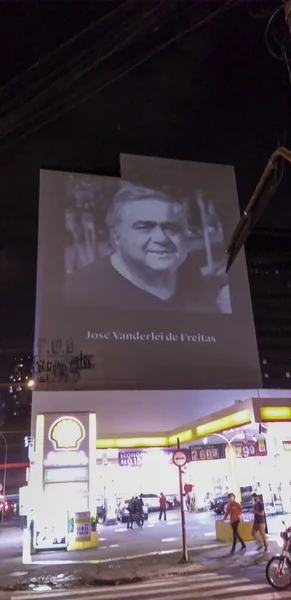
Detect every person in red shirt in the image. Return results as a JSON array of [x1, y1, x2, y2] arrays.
[[223, 493, 246, 554], [159, 493, 167, 521]]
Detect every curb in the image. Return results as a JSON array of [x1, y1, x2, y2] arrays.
[[25, 542, 228, 566]]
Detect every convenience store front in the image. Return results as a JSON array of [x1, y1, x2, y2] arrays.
[[93, 397, 291, 515]]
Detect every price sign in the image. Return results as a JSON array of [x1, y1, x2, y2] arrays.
[[223, 440, 267, 458], [118, 451, 145, 466], [190, 444, 223, 462]]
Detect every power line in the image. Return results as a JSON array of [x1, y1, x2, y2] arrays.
[[0, 0, 134, 99], [0, 0, 241, 152], [0, 0, 171, 140], [0, 0, 168, 120], [265, 3, 286, 61]]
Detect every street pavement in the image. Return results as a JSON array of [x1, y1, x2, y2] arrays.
[[0, 509, 287, 568], [9, 569, 289, 600], [28, 508, 290, 564], [0, 510, 288, 598], [31, 509, 218, 564]]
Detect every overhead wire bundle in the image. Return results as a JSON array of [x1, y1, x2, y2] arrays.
[[0, 0, 242, 152], [0, 0, 172, 139]]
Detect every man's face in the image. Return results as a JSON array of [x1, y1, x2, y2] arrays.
[[229, 494, 235, 502], [113, 199, 188, 273]]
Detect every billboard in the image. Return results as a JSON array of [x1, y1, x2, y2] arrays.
[[34, 157, 261, 390]]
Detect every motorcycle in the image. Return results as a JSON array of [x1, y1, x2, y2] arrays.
[[266, 521, 291, 590]]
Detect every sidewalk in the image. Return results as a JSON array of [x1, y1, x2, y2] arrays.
[[0, 538, 281, 593]]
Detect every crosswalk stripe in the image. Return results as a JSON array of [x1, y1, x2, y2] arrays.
[[11, 571, 285, 600], [230, 595, 284, 600], [11, 574, 246, 600], [72, 578, 253, 599], [10, 573, 239, 598]]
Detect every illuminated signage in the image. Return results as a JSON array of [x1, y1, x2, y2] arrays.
[[190, 444, 224, 462], [49, 417, 85, 451], [118, 449, 178, 467], [33, 514, 67, 550], [223, 439, 267, 459], [260, 406, 291, 422], [168, 430, 193, 445], [96, 436, 169, 449], [44, 451, 88, 467], [45, 481, 89, 495], [44, 467, 88, 483], [195, 409, 252, 438]]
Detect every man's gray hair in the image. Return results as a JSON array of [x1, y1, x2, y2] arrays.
[[106, 182, 188, 231]]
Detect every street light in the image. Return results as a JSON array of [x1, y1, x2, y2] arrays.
[[27, 379, 34, 389], [0, 434, 7, 524], [203, 431, 245, 503], [203, 431, 245, 446]]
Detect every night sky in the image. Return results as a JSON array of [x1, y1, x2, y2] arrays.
[[0, 0, 290, 357]]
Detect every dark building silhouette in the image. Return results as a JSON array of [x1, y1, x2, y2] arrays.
[[246, 228, 291, 389]]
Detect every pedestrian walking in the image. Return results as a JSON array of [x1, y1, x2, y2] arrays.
[[223, 492, 246, 555], [251, 492, 269, 552], [159, 492, 167, 521]]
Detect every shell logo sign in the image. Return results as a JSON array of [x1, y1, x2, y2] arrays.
[[49, 417, 85, 451]]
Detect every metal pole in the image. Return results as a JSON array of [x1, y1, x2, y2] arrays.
[[1, 435, 7, 524], [177, 437, 188, 563]]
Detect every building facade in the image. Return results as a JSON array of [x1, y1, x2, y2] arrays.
[[246, 228, 291, 388], [25, 158, 291, 552]]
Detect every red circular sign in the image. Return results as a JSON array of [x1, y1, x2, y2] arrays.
[[173, 450, 187, 467]]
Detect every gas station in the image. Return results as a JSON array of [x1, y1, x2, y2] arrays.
[[20, 394, 291, 556]]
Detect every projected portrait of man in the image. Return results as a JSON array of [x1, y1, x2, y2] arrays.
[[64, 183, 230, 313]]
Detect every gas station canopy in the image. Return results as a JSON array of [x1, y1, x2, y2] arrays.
[[96, 397, 291, 449]]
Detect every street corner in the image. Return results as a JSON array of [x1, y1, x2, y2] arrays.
[[0, 570, 102, 594], [198, 541, 278, 571]]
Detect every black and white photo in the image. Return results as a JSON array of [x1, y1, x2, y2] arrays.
[[34, 157, 261, 390], [64, 178, 232, 314]]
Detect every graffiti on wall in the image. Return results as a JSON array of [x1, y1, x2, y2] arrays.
[[34, 338, 95, 384]]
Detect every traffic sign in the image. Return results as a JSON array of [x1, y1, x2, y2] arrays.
[[173, 450, 187, 467]]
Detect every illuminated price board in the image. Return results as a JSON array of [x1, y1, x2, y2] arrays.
[[227, 440, 267, 458], [190, 444, 224, 462]]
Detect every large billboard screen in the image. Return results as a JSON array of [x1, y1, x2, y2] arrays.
[[34, 158, 261, 390]]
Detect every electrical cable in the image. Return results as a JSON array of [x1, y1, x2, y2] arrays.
[[0, 0, 198, 140], [265, 3, 286, 61], [0, 0, 241, 151], [247, 0, 278, 20], [0, 0, 187, 139], [0, 0, 134, 97], [282, 43, 291, 85], [1, 0, 236, 147], [0, 0, 174, 138], [0, 0, 170, 119]]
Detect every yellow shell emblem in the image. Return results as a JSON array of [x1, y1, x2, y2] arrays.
[[50, 417, 85, 450]]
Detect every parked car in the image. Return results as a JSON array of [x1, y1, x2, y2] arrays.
[[116, 499, 149, 523], [140, 493, 175, 512], [212, 487, 253, 515]]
